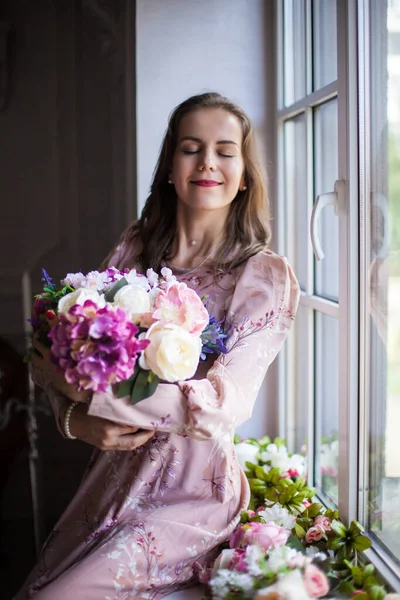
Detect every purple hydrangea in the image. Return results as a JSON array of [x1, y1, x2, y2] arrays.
[[48, 300, 149, 392]]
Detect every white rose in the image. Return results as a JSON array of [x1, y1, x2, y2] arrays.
[[113, 284, 151, 323], [234, 442, 259, 471], [141, 322, 201, 382], [57, 288, 106, 314]]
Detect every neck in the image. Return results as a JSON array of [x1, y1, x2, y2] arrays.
[[171, 204, 228, 269]]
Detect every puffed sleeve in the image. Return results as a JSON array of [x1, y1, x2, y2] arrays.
[[87, 251, 300, 440]]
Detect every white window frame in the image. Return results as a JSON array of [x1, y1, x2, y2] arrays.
[[276, 0, 400, 589]]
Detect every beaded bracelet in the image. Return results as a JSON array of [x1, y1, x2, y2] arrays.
[[64, 401, 79, 439]]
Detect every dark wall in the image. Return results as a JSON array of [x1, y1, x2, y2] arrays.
[[0, 1, 135, 597]]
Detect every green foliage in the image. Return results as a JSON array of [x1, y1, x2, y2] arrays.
[[235, 436, 384, 599], [117, 363, 160, 404]]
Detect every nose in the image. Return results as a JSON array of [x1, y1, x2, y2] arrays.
[[197, 150, 216, 172]]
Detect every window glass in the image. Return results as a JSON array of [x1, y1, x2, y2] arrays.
[[314, 99, 339, 301], [284, 115, 308, 290], [315, 312, 339, 505], [286, 304, 311, 454], [284, 0, 307, 105], [367, 0, 400, 561], [312, 0, 337, 90]]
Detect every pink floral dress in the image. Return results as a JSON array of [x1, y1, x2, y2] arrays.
[[15, 245, 299, 600]]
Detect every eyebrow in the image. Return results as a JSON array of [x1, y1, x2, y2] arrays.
[[179, 136, 239, 147]]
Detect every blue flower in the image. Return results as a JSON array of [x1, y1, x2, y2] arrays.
[[41, 268, 54, 288], [200, 315, 228, 360]]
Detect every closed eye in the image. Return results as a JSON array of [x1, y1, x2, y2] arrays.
[[182, 150, 234, 158]]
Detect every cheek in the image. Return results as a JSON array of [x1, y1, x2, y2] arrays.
[[172, 155, 193, 181], [224, 162, 244, 186]]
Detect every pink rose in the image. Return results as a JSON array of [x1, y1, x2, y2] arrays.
[[314, 515, 332, 532], [305, 525, 326, 544], [303, 564, 330, 598], [230, 522, 289, 551], [152, 282, 209, 335]]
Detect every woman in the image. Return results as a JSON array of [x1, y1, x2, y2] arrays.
[[16, 92, 299, 599]]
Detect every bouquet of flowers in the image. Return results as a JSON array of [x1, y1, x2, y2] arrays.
[[28, 267, 227, 403], [203, 436, 389, 600]]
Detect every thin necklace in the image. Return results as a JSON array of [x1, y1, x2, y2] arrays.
[[167, 241, 224, 274]]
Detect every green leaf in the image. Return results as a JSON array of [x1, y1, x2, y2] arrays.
[[331, 519, 348, 538], [294, 523, 306, 538], [330, 537, 346, 550], [308, 503, 324, 518], [351, 566, 363, 587], [131, 369, 160, 404], [363, 575, 379, 588], [352, 534, 372, 552], [117, 377, 135, 399], [255, 466, 267, 480], [349, 520, 365, 536], [233, 434, 242, 444], [105, 277, 128, 302], [339, 581, 356, 595], [250, 479, 267, 494], [286, 534, 305, 551], [367, 585, 387, 600], [362, 564, 375, 579]]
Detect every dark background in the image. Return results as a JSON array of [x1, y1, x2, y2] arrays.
[[0, 1, 136, 597]]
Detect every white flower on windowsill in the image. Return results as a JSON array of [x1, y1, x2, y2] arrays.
[[234, 442, 259, 471], [258, 504, 296, 530]]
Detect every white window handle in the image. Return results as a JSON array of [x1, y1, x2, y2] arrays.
[[310, 179, 345, 261]]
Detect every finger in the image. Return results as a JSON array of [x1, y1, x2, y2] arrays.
[[119, 429, 155, 450], [46, 313, 59, 327], [106, 422, 140, 436]]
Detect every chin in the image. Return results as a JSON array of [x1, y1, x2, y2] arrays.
[[179, 196, 232, 213]]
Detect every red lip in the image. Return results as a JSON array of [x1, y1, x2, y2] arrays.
[[191, 180, 221, 187]]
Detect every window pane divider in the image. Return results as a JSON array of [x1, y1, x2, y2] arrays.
[[299, 293, 339, 318], [278, 81, 338, 121], [337, 0, 359, 526]]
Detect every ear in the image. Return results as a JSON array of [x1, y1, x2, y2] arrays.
[[239, 174, 247, 192]]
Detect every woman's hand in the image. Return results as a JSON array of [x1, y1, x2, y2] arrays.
[[66, 402, 155, 451], [31, 333, 91, 404]]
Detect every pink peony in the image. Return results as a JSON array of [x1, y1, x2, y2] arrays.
[[314, 515, 332, 532], [152, 282, 209, 335], [303, 564, 330, 598], [305, 525, 326, 544], [230, 521, 289, 551]]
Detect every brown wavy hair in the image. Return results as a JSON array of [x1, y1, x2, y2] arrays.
[[112, 92, 271, 273]]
